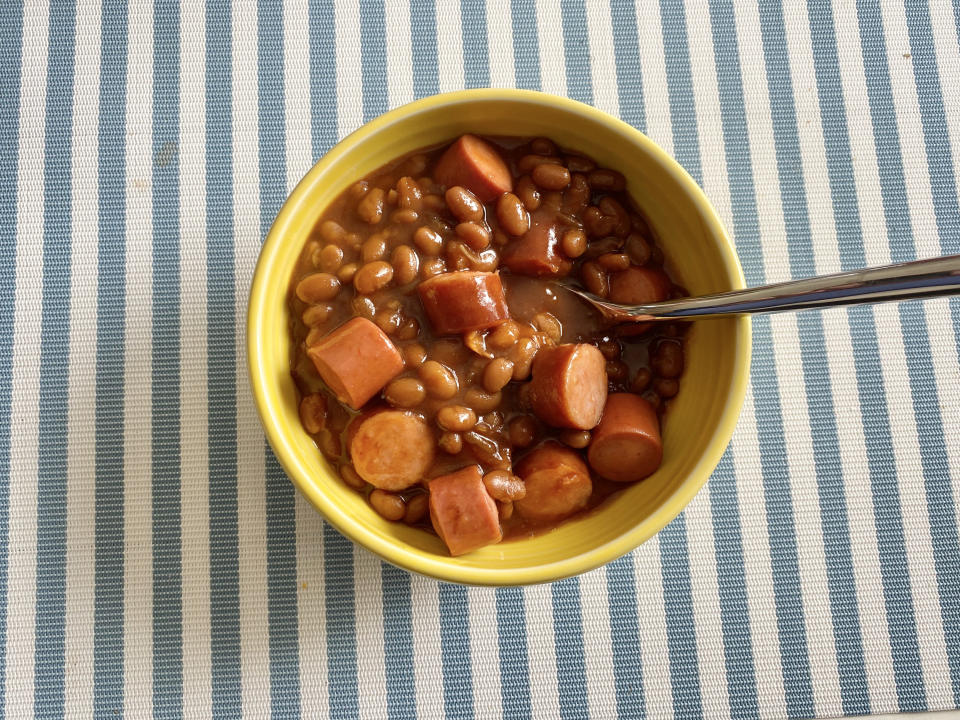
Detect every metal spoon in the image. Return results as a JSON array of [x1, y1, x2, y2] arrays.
[[563, 254, 960, 322]]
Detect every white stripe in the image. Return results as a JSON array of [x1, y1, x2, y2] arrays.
[[232, 2, 270, 716], [434, 0, 464, 93], [585, 1, 619, 116], [522, 583, 561, 720], [633, 0, 671, 152], [123, 0, 155, 714], [832, 0, 954, 705], [409, 575, 444, 719], [64, 0, 101, 715], [353, 550, 388, 720], [927, 0, 960, 182], [383, 0, 413, 108], [485, 0, 516, 90], [467, 588, 503, 720], [179, 0, 213, 714], [283, 0, 315, 186], [577, 568, 618, 719], [534, 0, 566, 97], [334, 0, 363, 137], [632, 540, 674, 720]]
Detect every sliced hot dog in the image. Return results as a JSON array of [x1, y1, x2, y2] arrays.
[[514, 443, 592, 522], [307, 317, 405, 409], [428, 464, 502, 556], [350, 410, 435, 491], [501, 215, 572, 277], [587, 393, 662, 482], [417, 270, 510, 335], [307, 317, 404, 409], [434, 134, 512, 203], [608, 266, 672, 305], [529, 343, 608, 430]]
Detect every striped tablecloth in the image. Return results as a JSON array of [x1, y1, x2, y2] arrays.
[[1, 0, 958, 718]]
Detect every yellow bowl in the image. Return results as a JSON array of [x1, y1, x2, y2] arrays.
[[247, 89, 750, 585]]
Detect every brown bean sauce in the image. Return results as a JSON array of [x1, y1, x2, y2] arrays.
[[288, 135, 686, 551]]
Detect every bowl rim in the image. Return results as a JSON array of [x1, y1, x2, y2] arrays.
[[247, 88, 751, 586]]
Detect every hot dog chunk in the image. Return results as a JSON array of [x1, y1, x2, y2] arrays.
[[529, 344, 607, 430], [588, 393, 662, 482], [429, 464, 502, 556], [307, 317, 404, 409], [417, 270, 510, 335], [434, 134, 512, 203], [501, 215, 572, 277], [350, 410, 435, 491], [608, 266, 672, 305], [514, 443, 592, 522]]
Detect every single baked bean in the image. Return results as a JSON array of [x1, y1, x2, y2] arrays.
[[606, 360, 629, 382], [532, 163, 571, 190], [296, 272, 341, 303], [598, 252, 631, 272], [319, 430, 340, 459], [374, 307, 403, 335], [632, 367, 652, 392], [438, 431, 463, 454], [508, 415, 538, 448], [565, 154, 596, 173], [488, 320, 519, 349], [396, 317, 420, 341], [626, 232, 652, 265], [581, 261, 609, 297], [384, 376, 426, 408], [304, 326, 324, 347], [351, 295, 376, 319], [403, 342, 427, 368], [463, 431, 510, 469], [560, 430, 591, 449], [533, 312, 562, 341], [588, 168, 626, 191], [404, 493, 429, 524], [496, 193, 530, 236], [336, 262, 359, 284], [654, 377, 679, 398], [397, 176, 423, 210], [429, 338, 469, 366], [518, 154, 562, 173], [482, 357, 515, 393], [419, 360, 459, 399], [315, 244, 343, 273], [515, 175, 541, 211], [498, 500, 514, 521], [642, 390, 663, 412], [348, 181, 369, 200], [562, 173, 591, 213], [653, 341, 684, 378], [391, 208, 419, 224], [561, 228, 588, 258], [598, 339, 621, 360], [301, 303, 332, 327], [599, 196, 631, 237], [319, 219, 348, 245], [445, 186, 484, 222], [298, 394, 327, 434], [480, 411, 504, 431], [354, 261, 394, 294], [584, 235, 623, 259], [464, 387, 502, 414], [413, 225, 443, 255], [482, 470, 527, 502], [531, 137, 556, 155], [437, 405, 478, 433], [455, 221, 491, 251], [386, 189, 398, 205], [587, 212, 617, 238], [357, 187, 385, 224], [420, 257, 446, 279], [510, 337, 539, 380], [391, 245, 420, 285], [361, 235, 387, 263], [369, 489, 406, 521], [473, 247, 499, 272], [340, 464, 366, 490]]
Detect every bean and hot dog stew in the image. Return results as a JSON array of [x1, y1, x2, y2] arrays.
[[288, 134, 686, 556]]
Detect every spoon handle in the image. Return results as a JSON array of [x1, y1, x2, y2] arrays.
[[610, 254, 960, 320]]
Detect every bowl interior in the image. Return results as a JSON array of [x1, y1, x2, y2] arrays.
[[249, 91, 749, 584]]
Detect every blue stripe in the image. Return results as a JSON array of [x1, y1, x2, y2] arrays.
[[706, 451, 759, 719], [495, 587, 532, 720], [308, 0, 338, 159], [460, 0, 490, 89], [152, 1, 184, 715], [35, 1, 76, 714], [438, 583, 475, 719], [324, 526, 360, 720], [511, 0, 540, 90], [410, 0, 439, 98], [0, 1, 23, 713], [382, 566, 416, 719], [605, 556, 646, 720], [900, 1, 960, 703], [551, 578, 588, 720], [360, 0, 388, 119], [256, 1, 302, 716], [94, 1, 128, 716], [206, 0, 242, 716], [807, 1, 928, 709], [559, 0, 592, 105], [609, 0, 646, 132], [750, 0, 872, 713], [658, 0, 701, 184]]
